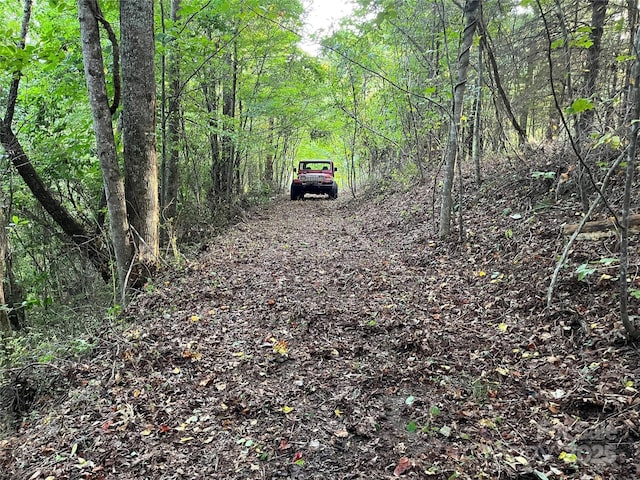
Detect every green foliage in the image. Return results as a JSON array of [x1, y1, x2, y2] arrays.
[[593, 133, 622, 150], [576, 263, 596, 281], [566, 98, 595, 115]]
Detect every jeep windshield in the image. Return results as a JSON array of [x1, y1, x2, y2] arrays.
[[300, 162, 332, 171]]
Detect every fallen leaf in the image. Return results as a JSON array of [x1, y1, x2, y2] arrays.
[[393, 456, 412, 476], [273, 339, 289, 355], [182, 349, 203, 362], [334, 428, 349, 438]]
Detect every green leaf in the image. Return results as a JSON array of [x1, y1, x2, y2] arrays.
[[569, 33, 593, 49], [616, 54, 636, 63], [405, 395, 416, 406], [566, 98, 594, 115], [406, 421, 418, 433], [576, 263, 596, 281]]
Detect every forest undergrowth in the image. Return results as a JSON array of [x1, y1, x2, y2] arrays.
[[0, 157, 639, 479]]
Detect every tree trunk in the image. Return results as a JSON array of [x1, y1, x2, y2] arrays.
[[221, 49, 237, 205], [0, 204, 9, 336], [439, 0, 481, 239], [78, 0, 131, 298], [163, 0, 181, 224], [479, 22, 527, 148], [264, 117, 275, 191], [121, 0, 160, 271], [619, 24, 640, 341], [472, 37, 483, 185], [4, 0, 33, 128], [203, 80, 223, 203], [577, 0, 608, 139]]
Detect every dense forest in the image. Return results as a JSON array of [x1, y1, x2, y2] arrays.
[[1, 0, 639, 477]]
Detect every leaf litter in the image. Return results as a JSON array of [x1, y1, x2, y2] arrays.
[[1, 163, 639, 479]]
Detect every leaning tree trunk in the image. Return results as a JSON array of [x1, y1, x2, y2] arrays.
[[439, 0, 481, 239], [0, 0, 110, 280], [121, 0, 160, 273], [78, 0, 131, 300], [479, 23, 527, 148]]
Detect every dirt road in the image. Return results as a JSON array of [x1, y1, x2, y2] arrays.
[[2, 189, 639, 479]]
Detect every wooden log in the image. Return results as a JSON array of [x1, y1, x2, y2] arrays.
[[562, 213, 640, 237]]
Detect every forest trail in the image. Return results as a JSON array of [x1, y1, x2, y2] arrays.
[[2, 184, 639, 479]]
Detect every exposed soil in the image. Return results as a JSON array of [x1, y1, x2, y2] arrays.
[[1, 162, 639, 479]]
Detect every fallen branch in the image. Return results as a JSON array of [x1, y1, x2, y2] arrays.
[[562, 213, 640, 239], [546, 153, 624, 309]]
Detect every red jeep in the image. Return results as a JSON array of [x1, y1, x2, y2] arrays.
[[290, 160, 338, 200]]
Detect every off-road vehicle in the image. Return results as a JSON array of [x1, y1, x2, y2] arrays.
[[290, 160, 338, 200]]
